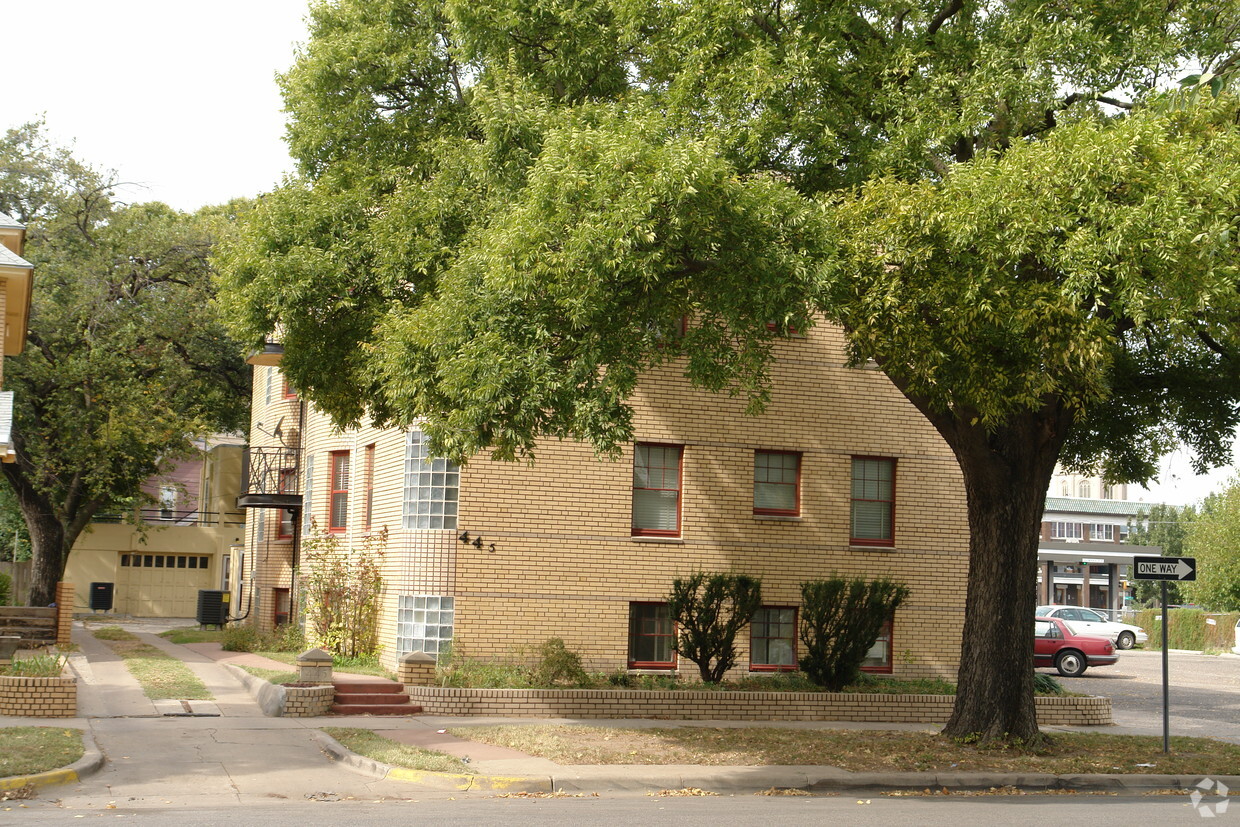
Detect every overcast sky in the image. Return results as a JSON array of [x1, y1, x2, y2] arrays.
[[3, 2, 1237, 507], [4, 1, 310, 211]]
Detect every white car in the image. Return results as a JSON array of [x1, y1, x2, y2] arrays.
[[1035, 605, 1149, 650]]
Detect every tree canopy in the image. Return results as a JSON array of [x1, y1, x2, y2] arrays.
[[1184, 484, 1240, 610], [1, 122, 251, 605], [216, 0, 1240, 741]]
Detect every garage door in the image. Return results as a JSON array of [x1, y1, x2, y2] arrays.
[[116, 552, 214, 617]]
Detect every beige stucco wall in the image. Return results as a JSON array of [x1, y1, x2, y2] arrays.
[[246, 322, 970, 680]]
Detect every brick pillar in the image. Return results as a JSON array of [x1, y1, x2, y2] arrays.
[[55, 582, 74, 647], [297, 648, 334, 683], [398, 652, 436, 686]]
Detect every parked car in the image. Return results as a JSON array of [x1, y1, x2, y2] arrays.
[[1034, 616, 1118, 677], [1035, 605, 1149, 649]]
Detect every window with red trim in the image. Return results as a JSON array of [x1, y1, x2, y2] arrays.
[[628, 603, 676, 669], [754, 451, 800, 515], [850, 457, 895, 546], [860, 617, 894, 673], [363, 443, 376, 531], [632, 444, 682, 536], [283, 375, 297, 399], [328, 451, 350, 532], [273, 588, 291, 627], [750, 607, 797, 671], [278, 468, 296, 539]]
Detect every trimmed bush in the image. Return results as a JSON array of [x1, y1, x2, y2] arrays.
[[533, 638, 589, 686], [799, 576, 909, 691], [221, 624, 260, 652], [668, 572, 762, 683]]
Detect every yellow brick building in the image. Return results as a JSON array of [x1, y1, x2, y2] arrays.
[[239, 322, 969, 681]]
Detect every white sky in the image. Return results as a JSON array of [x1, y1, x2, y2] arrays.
[[5, 2, 1239, 505], [3, 1, 310, 211]]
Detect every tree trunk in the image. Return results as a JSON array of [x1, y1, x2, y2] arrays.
[[23, 508, 68, 607], [922, 402, 1072, 743]]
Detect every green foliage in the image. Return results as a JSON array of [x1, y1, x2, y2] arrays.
[[300, 526, 386, 658], [0, 122, 250, 605], [1127, 504, 1195, 606], [798, 577, 909, 692], [532, 638, 589, 687], [221, 624, 261, 653], [1183, 482, 1240, 611], [0, 572, 10, 606], [1132, 608, 1240, 651], [267, 623, 308, 654], [1033, 673, 1066, 697], [215, 0, 1240, 738], [1, 652, 66, 677], [667, 571, 762, 683]]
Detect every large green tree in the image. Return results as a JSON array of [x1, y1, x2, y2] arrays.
[[1, 123, 250, 606], [1183, 485, 1240, 610], [1127, 503, 1196, 606], [216, 0, 1240, 742]]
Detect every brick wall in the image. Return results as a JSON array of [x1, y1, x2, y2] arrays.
[[0, 675, 77, 717], [282, 684, 335, 717], [55, 583, 74, 647], [405, 686, 1111, 726], [246, 322, 972, 680]]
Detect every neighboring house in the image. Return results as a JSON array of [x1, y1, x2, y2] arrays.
[[0, 214, 34, 462], [1038, 474, 1161, 615], [238, 323, 972, 680], [62, 439, 247, 616]]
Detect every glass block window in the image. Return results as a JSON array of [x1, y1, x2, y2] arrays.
[[302, 455, 314, 533], [395, 594, 455, 659], [402, 430, 460, 529]]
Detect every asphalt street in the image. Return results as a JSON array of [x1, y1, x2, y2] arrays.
[[1052, 649, 1240, 743]]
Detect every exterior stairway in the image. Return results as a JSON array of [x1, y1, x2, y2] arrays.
[[330, 676, 422, 716]]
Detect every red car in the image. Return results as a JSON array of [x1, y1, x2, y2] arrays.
[[1035, 616, 1118, 676]]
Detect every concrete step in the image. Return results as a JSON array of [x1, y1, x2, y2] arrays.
[[334, 692, 411, 705], [330, 702, 423, 716], [331, 679, 405, 695]]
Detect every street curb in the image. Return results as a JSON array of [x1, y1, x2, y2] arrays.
[[222, 663, 285, 717], [313, 730, 552, 793], [0, 727, 104, 792], [805, 772, 1240, 794]]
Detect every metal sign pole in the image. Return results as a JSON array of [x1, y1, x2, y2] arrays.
[[1161, 579, 1169, 754]]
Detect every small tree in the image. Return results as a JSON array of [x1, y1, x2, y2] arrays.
[[667, 571, 762, 683], [799, 577, 909, 691], [300, 525, 387, 658]]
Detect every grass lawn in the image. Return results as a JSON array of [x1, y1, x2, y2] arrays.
[[255, 650, 395, 680], [445, 725, 1240, 776], [236, 665, 299, 685], [0, 727, 84, 777], [322, 728, 474, 774], [158, 627, 225, 645], [89, 627, 213, 700]]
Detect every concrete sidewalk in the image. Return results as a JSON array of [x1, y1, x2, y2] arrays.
[[3, 618, 1237, 810]]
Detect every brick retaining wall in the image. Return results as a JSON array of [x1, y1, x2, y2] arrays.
[[405, 686, 1111, 726], [282, 684, 335, 717], [0, 675, 77, 718]]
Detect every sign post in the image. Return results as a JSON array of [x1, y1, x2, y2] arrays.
[[1131, 555, 1197, 754]]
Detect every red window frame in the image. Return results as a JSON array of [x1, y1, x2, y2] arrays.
[[859, 617, 894, 674], [283, 375, 297, 400], [753, 451, 801, 516], [363, 443, 376, 531], [273, 587, 291, 627], [850, 456, 895, 547], [749, 606, 797, 671], [631, 443, 683, 537], [278, 468, 296, 539], [328, 450, 350, 533], [627, 602, 677, 669]]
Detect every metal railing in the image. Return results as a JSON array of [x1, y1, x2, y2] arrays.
[[91, 509, 246, 527], [242, 446, 300, 496]]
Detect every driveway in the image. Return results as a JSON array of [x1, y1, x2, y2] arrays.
[[1050, 649, 1240, 743]]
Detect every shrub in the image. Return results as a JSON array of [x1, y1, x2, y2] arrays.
[[667, 571, 762, 683], [2, 653, 67, 677], [301, 526, 386, 658], [532, 638, 589, 687], [0, 572, 10, 606], [1033, 673, 1066, 696], [221, 624, 260, 653], [263, 623, 307, 653], [798, 576, 909, 691]]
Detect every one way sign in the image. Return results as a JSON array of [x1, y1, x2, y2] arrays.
[[1133, 555, 1197, 581]]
